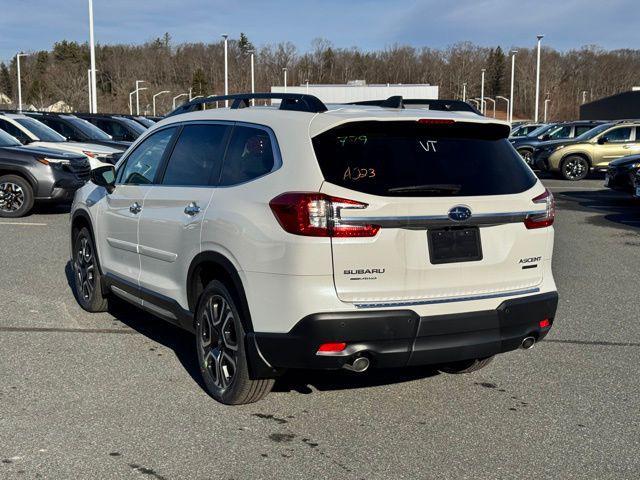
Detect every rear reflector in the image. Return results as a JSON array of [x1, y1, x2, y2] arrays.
[[317, 342, 347, 353], [417, 118, 455, 125], [270, 192, 380, 237], [539, 319, 551, 328], [524, 188, 555, 229]]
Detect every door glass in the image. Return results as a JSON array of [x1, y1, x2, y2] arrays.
[[220, 126, 275, 186], [0, 119, 31, 144], [161, 124, 229, 186], [575, 126, 595, 137], [546, 125, 571, 139], [604, 127, 632, 143], [119, 128, 176, 185]]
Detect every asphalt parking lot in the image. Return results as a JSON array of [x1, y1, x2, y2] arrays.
[[1, 177, 639, 479]]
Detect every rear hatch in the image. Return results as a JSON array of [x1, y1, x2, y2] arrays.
[[312, 119, 550, 305]]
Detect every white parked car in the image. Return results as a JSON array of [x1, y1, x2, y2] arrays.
[[0, 113, 121, 168], [70, 94, 559, 405]]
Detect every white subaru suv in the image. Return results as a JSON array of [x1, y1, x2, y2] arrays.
[[70, 94, 558, 405]]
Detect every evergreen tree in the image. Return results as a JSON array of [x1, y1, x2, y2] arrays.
[[238, 32, 254, 55], [487, 46, 506, 96], [191, 68, 208, 96]]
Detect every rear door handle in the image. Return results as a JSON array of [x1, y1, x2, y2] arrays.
[[184, 202, 201, 216], [129, 202, 142, 214]]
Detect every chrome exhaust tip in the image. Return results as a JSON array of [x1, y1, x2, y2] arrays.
[[521, 336, 536, 350], [343, 356, 370, 373]]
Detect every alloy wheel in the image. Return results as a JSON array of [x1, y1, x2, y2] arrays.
[[0, 182, 25, 213], [199, 295, 238, 390], [563, 158, 588, 180], [520, 150, 533, 165], [75, 236, 96, 301]]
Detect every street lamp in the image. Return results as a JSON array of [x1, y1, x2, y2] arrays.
[[135, 80, 145, 116], [129, 87, 147, 115], [222, 34, 229, 107], [249, 50, 255, 105], [544, 96, 551, 123], [87, 69, 92, 112], [485, 97, 496, 118], [152, 90, 170, 116], [581, 90, 588, 104], [88, 0, 98, 113], [462, 82, 467, 102], [509, 50, 517, 123], [172, 93, 189, 109], [480, 69, 486, 114], [283, 68, 288, 93], [534, 35, 544, 122], [16, 53, 30, 112], [497, 96, 510, 120]]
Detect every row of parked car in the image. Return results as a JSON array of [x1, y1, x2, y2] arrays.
[[510, 120, 640, 184], [0, 110, 157, 217]]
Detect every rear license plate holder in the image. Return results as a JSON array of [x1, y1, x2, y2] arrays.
[[428, 227, 483, 264]]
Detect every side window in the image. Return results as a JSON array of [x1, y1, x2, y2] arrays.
[[43, 118, 76, 140], [575, 126, 593, 137], [161, 124, 229, 186], [0, 119, 30, 144], [118, 128, 176, 185], [219, 126, 276, 186], [96, 120, 115, 137], [547, 126, 571, 139], [603, 127, 632, 143]]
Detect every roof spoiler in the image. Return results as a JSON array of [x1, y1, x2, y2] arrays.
[[167, 93, 328, 117], [349, 96, 481, 114]]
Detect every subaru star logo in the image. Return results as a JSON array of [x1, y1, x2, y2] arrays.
[[448, 206, 472, 222]]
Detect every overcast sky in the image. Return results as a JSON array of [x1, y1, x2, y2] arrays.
[[1, 0, 639, 62]]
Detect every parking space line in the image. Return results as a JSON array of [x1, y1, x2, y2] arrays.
[[0, 222, 48, 226], [0, 326, 137, 335]]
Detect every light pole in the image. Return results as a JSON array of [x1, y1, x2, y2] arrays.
[[534, 34, 544, 122], [249, 50, 255, 105], [152, 90, 170, 116], [305, 79, 309, 94], [480, 69, 486, 114], [497, 96, 510, 119], [509, 50, 517, 123], [544, 96, 551, 123], [581, 90, 588, 104], [87, 69, 92, 112], [16, 53, 29, 112], [129, 87, 147, 115], [172, 93, 189, 109], [135, 80, 145, 116], [222, 34, 229, 107], [88, 0, 98, 113], [462, 82, 467, 102], [485, 97, 496, 118], [283, 68, 288, 93]]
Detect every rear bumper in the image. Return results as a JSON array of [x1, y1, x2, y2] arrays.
[[250, 291, 558, 374]]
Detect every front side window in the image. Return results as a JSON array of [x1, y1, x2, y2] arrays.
[[219, 126, 275, 186], [161, 124, 229, 186], [547, 125, 572, 140], [603, 127, 632, 143], [575, 125, 595, 137], [0, 119, 31, 144], [15, 117, 66, 142], [118, 128, 176, 185]]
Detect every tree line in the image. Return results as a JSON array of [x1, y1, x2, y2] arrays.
[[1, 33, 639, 120]]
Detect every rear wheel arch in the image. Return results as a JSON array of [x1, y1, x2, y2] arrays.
[[187, 252, 254, 333]]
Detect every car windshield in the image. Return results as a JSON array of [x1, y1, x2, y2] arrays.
[[63, 116, 112, 140], [576, 123, 614, 141], [117, 117, 146, 135], [0, 129, 21, 147], [15, 117, 66, 142], [134, 117, 156, 128], [527, 124, 554, 137]]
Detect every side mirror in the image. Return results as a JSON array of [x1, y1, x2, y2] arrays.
[[90, 165, 116, 193], [541, 134, 550, 141], [597, 137, 608, 145]]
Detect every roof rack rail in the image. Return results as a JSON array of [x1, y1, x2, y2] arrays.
[[167, 93, 328, 117], [349, 96, 481, 114]]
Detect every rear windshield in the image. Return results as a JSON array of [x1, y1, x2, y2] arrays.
[[312, 121, 537, 197]]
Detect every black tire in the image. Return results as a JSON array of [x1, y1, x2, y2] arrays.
[[195, 280, 274, 405], [439, 356, 494, 374], [560, 155, 590, 181], [72, 226, 109, 312], [0, 174, 34, 218]]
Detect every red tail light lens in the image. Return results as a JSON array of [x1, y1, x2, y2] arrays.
[[317, 342, 347, 353], [269, 192, 380, 237], [417, 119, 455, 125], [539, 319, 551, 328], [524, 189, 555, 229]]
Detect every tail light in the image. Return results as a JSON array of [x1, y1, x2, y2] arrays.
[[317, 342, 347, 353], [82, 150, 97, 158], [524, 189, 555, 229], [269, 192, 380, 237]]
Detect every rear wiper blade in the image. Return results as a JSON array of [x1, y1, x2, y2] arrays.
[[387, 184, 462, 194]]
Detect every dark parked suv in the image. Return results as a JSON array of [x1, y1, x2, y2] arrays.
[[75, 114, 146, 142], [0, 129, 90, 217], [24, 112, 131, 151]]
